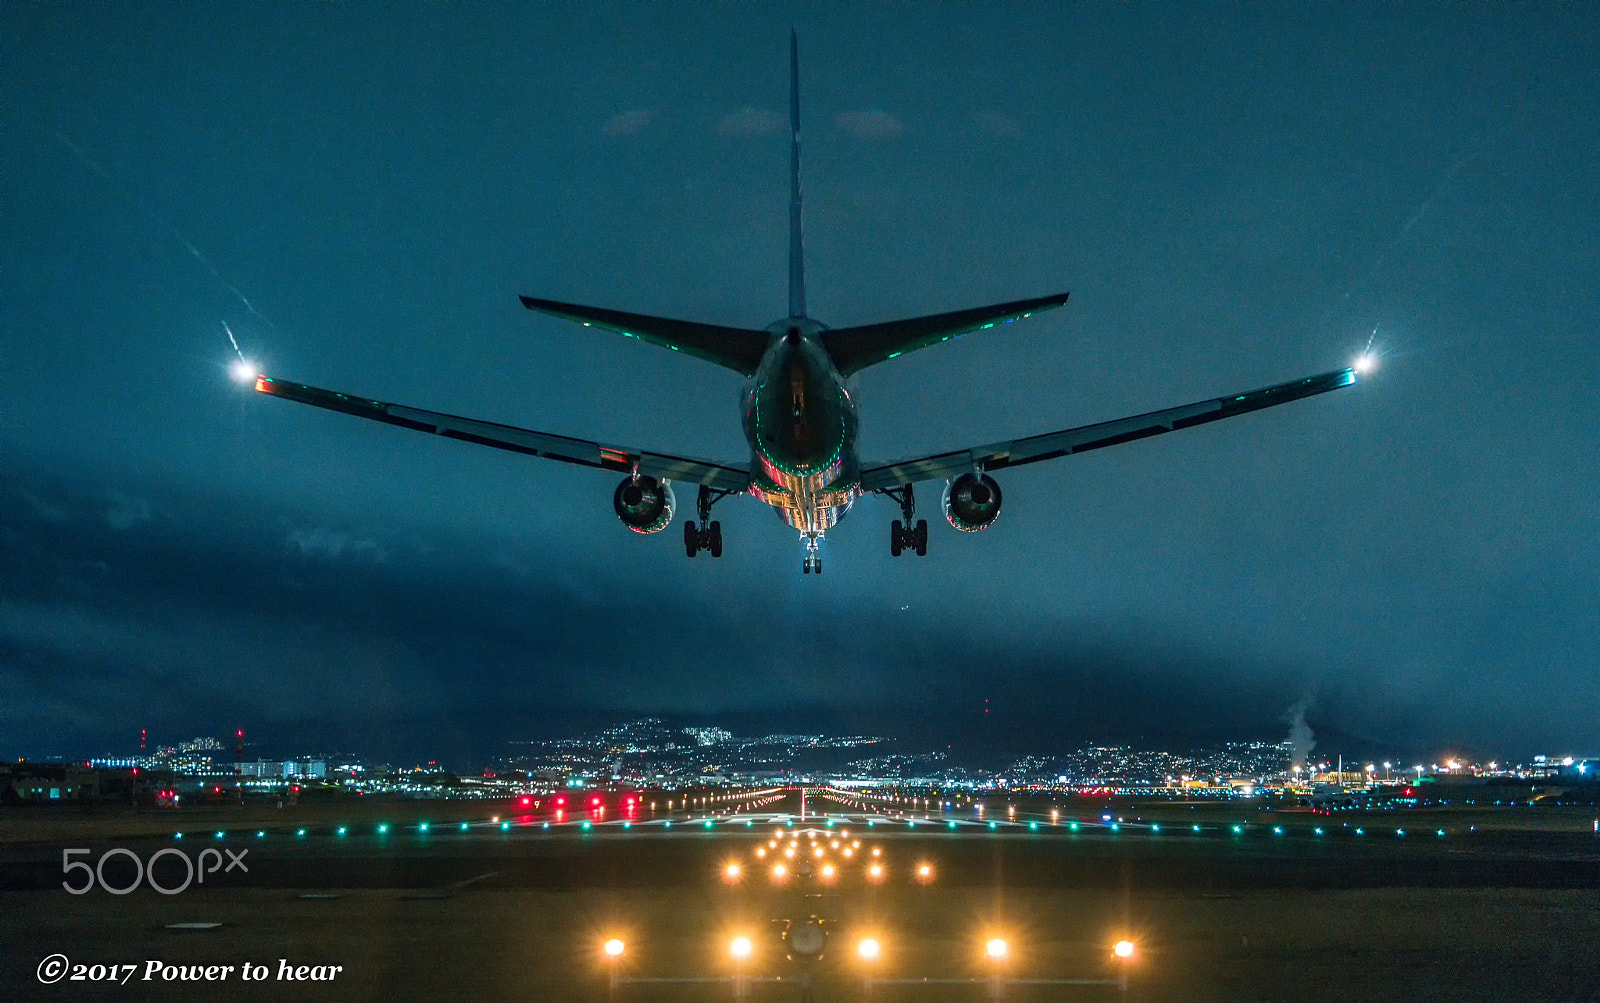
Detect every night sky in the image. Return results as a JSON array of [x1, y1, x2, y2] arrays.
[[3, 4, 1596, 764]]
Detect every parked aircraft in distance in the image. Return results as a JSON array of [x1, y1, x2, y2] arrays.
[[254, 32, 1360, 574]]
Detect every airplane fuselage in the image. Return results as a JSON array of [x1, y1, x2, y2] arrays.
[[742, 318, 860, 537]]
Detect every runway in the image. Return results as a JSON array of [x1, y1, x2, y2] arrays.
[[4, 789, 1599, 1000]]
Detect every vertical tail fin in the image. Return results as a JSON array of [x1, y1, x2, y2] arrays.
[[789, 29, 807, 319]]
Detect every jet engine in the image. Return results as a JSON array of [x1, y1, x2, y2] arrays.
[[942, 472, 1002, 532], [612, 475, 675, 534]]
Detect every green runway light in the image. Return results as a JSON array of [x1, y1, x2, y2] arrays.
[[1192, 825, 1200, 832], [1151, 824, 1160, 832], [1232, 826, 1241, 833], [256, 831, 264, 838], [1356, 828, 1364, 835], [543, 822, 550, 829], [948, 821, 957, 829], [1111, 824, 1119, 832], [297, 829, 306, 837], [1396, 829, 1405, 837], [460, 822, 469, 831], [1070, 822, 1079, 831], [378, 825, 387, 834], [746, 821, 753, 827], [1029, 822, 1038, 830], [988, 821, 997, 830], [419, 823, 428, 832], [175, 833, 183, 839], [500, 822, 510, 831], [216, 831, 225, 839], [664, 821, 672, 828], [1437, 829, 1446, 836], [704, 820, 713, 829], [582, 821, 591, 830], [1273, 827, 1282, 834], [1314, 828, 1323, 835], [909, 820, 917, 828], [337, 827, 346, 836]]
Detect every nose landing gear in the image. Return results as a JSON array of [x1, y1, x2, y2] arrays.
[[801, 534, 822, 575]]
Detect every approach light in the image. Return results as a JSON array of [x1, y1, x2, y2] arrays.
[[1114, 940, 1137, 960], [858, 938, 881, 961], [604, 939, 625, 958], [724, 863, 742, 880], [986, 938, 1009, 960], [730, 936, 753, 960], [772, 864, 788, 880]]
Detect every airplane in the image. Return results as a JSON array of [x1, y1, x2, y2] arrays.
[[253, 32, 1361, 575]]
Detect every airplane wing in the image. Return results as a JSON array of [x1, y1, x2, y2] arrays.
[[253, 375, 750, 492], [859, 368, 1357, 491], [820, 292, 1070, 377]]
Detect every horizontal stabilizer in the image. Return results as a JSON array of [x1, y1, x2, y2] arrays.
[[820, 292, 1069, 376], [519, 296, 769, 376]]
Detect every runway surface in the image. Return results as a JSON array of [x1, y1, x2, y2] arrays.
[[4, 789, 1598, 1000]]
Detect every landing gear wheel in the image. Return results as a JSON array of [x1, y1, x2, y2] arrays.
[[890, 519, 903, 557], [914, 519, 928, 556], [684, 520, 699, 558], [708, 521, 723, 558]]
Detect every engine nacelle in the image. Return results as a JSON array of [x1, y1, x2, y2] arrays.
[[942, 472, 1002, 532], [612, 475, 675, 534]]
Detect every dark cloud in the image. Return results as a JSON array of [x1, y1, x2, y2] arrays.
[[717, 107, 781, 138], [834, 109, 904, 139], [969, 109, 1021, 138], [601, 109, 655, 137]]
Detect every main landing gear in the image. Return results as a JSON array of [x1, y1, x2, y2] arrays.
[[801, 534, 822, 575], [684, 485, 733, 558], [881, 484, 928, 557]]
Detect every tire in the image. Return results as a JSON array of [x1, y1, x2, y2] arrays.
[[708, 521, 723, 558], [914, 519, 928, 556], [890, 519, 903, 557], [683, 520, 699, 557]]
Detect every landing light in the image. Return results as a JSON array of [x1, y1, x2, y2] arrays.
[[230, 358, 257, 383], [1355, 354, 1378, 374]]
